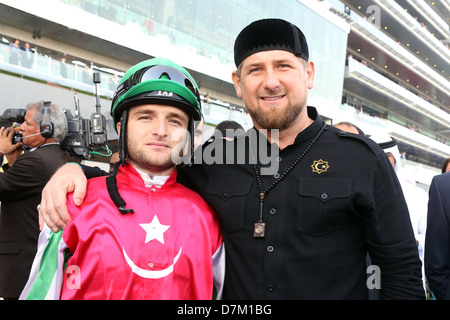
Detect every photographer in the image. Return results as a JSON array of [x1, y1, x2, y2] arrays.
[[0, 101, 68, 300]]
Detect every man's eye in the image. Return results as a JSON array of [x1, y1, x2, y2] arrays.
[[170, 119, 182, 125]]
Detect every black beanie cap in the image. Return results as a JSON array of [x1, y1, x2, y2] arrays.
[[234, 18, 309, 67]]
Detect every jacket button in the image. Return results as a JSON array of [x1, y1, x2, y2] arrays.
[[269, 208, 276, 215], [321, 193, 328, 200], [268, 285, 275, 292], [267, 246, 274, 253], [223, 191, 229, 198]]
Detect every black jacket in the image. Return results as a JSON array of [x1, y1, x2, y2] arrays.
[[178, 107, 425, 300], [0, 144, 67, 298], [425, 172, 450, 299]]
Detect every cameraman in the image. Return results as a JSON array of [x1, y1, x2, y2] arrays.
[[0, 101, 68, 300]]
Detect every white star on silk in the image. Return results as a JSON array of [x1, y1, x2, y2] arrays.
[[140, 215, 170, 244]]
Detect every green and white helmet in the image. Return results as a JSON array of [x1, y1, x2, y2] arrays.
[[111, 57, 202, 166], [111, 57, 202, 126]]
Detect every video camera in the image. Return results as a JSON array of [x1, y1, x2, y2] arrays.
[[0, 109, 26, 144], [1, 72, 110, 159]]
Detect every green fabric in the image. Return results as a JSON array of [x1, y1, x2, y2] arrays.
[[26, 230, 63, 300]]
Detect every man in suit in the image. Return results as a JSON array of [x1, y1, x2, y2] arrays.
[[0, 101, 68, 299], [425, 172, 450, 299]]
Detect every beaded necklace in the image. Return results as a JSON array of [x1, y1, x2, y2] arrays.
[[249, 123, 327, 237]]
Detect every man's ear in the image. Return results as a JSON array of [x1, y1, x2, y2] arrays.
[[231, 70, 242, 98], [116, 121, 121, 137], [306, 61, 315, 90]]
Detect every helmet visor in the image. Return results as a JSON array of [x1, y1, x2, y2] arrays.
[[112, 65, 200, 111]]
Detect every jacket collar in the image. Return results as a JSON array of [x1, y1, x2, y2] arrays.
[[116, 162, 178, 191]]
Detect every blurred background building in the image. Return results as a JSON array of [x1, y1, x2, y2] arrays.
[[0, 0, 448, 187]]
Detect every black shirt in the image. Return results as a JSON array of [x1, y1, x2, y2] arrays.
[[178, 107, 425, 300]]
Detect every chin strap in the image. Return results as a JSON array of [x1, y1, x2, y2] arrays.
[[106, 110, 134, 215], [106, 162, 134, 214], [118, 110, 128, 166]]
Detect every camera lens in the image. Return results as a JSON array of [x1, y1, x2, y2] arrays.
[[12, 132, 22, 144]]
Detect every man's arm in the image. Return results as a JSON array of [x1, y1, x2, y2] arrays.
[[366, 154, 425, 299], [425, 175, 450, 300], [39, 163, 109, 232], [39, 163, 87, 232]]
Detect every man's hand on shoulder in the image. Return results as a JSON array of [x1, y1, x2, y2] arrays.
[[39, 162, 87, 232]]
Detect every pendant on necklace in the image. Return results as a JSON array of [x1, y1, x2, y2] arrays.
[[253, 221, 266, 238]]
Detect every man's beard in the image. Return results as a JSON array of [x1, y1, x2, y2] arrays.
[[126, 140, 175, 173], [248, 101, 304, 130]]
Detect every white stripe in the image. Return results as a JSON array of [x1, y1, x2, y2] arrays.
[[19, 224, 68, 300], [19, 224, 52, 299], [44, 235, 69, 299], [212, 243, 225, 300]]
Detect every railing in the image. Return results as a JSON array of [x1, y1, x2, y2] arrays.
[[0, 38, 251, 130], [0, 38, 122, 94]]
